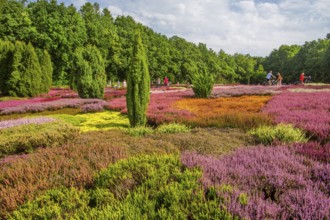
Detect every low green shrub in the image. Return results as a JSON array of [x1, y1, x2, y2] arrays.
[[124, 123, 191, 137], [0, 121, 78, 157], [249, 123, 308, 145], [190, 72, 214, 98], [8, 188, 91, 220], [124, 126, 154, 137], [156, 123, 191, 134], [9, 155, 236, 219]]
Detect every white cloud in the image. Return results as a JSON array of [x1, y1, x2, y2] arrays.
[[62, 0, 330, 56]]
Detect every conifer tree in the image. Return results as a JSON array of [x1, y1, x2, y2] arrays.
[[24, 42, 42, 96], [37, 49, 53, 93], [126, 30, 150, 127], [6, 41, 42, 97], [72, 45, 106, 98], [0, 40, 15, 95]]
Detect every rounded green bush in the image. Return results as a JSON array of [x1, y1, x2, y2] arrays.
[[249, 123, 308, 145]]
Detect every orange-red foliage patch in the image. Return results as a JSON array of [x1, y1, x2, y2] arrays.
[[174, 95, 273, 129]]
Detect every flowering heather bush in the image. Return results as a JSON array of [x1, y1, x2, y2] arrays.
[[263, 91, 330, 142], [0, 97, 51, 109], [174, 95, 272, 130], [181, 146, 330, 219], [0, 98, 108, 115], [44, 88, 78, 98], [80, 103, 106, 113], [249, 124, 307, 145], [294, 142, 330, 163], [211, 85, 281, 97], [0, 121, 78, 157], [0, 117, 56, 129], [103, 87, 127, 100]]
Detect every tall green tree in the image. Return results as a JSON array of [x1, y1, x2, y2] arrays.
[[37, 49, 53, 93], [28, 0, 87, 85], [0, 40, 15, 95], [72, 45, 106, 99], [126, 30, 150, 127], [6, 41, 42, 97]]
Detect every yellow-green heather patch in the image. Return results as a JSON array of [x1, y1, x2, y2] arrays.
[[77, 111, 130, 132]]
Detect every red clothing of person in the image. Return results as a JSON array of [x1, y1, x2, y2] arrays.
[[164, 77, 169, 86], [300, 73, 304, 83]]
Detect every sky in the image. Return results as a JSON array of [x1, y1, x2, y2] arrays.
[[58, 0, 329, 57]]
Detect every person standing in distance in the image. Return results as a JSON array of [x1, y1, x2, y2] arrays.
[[266, 71, 274, 85]]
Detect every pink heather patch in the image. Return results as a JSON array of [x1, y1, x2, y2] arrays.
[[45, 88, 78, 98], [211, 85, 281, 97], [0, 98, 108, 115], [263, 91, 330, 141], [0, 98, 49, 109], [181, 147, 330, 219], [0, 117, 56, 129]]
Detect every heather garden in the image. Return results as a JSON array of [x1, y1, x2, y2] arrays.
[[1, 1, 330, 219], [1, 83, 330, 219]]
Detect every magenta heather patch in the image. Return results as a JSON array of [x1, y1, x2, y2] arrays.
[[294, 142, 330, 163], [104, 87, 127, 100], [263, 91, 330, 141], [181, 146, 330, 219]]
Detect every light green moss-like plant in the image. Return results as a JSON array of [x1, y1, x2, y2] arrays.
[[0, 121, 78, 157], [124, 123, 191, 137], [156, 123, 191, 134], [124, 126, 154, 137], [190, 72, 214, 98], [249, 123, 308, 145]]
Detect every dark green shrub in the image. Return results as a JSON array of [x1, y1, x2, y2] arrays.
[[72, 45, 106, 99], [126, 30, 150, 127], [0, 121, 78, 157], [190, 72, 214, 98]]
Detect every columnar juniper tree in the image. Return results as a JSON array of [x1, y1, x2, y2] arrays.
[[126, 30, 150, 127], [37, 49, 53, 94], [72, 45, 106, 99]]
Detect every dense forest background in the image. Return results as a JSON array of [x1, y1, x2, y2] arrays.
[[1, 0, 330, 90]]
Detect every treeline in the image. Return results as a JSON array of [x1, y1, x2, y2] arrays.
[[263, 35, 330, 83], [1, 0, 330, 97]]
